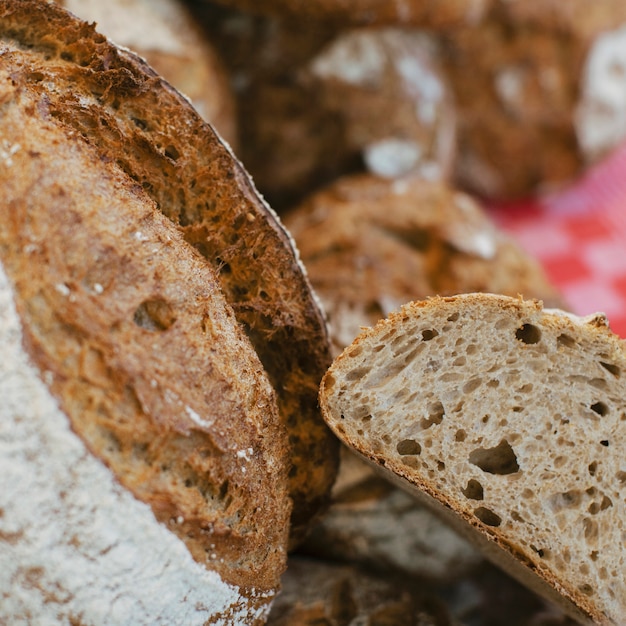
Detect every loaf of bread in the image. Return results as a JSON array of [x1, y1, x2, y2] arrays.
[[320, 293, 626, 625], [284, 174, 565, 357], [189, 4, 455, 210], [0, 27, 291, 624], [0, 0, 338, 543], [440, 5, 626, 198]]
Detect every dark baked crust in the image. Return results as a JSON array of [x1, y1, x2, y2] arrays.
[[0, 33, 292, 618], [0, 0, 338, 542]]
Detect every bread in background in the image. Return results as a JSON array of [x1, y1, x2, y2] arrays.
[[189, 2, 456, 210]]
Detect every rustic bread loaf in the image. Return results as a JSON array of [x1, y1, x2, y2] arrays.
[[57, 0, 238, 146], [0, 0, 338, 542], [285, 174, 565, 357], [287, 173, 564, 582], [439, 5, 626, 198], [0, 40, 290, 624], [320, 293, 626, 625], [190, 4, 455, 210]]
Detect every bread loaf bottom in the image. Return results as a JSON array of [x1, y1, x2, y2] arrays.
[[321, 294, 626, 625]]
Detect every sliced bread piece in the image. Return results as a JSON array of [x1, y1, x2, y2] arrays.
[[320, 294, 626, 625], [0, 0, 338, 542], [0, 39, 290, 622]]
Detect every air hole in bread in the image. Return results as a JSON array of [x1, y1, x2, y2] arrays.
[[590, 401, 609, 416], [462, 479, 484, 500], [588, 461, 598, 476], [462, 377, 482, 394], [516, 323, 541, 344], [474, 506, 501, 527], [397, 439, 421, 455], [453, 356, 466, 366], [556, 333, 577, 349], [164, 145, 180, 161], [579, 583, 594, 596], [345, 367, 370, 382], [133, 298, 176, 331], [616, 471, 626, 483], [583, 518, 599, 543], [455, 429, 467, 442], [600, 361, 620, 377], [420, 401, 444, 430], [421, 329, 438, 341], [588, 495, 613, 515], [469, 439, 519, 475], [447, 312, 460, 322], [549, 490, 581, 511], [130, 116, 148, 131], [600, 440, 610, 447]]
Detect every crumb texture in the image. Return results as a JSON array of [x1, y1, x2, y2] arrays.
[[321, 294, 626, 624]]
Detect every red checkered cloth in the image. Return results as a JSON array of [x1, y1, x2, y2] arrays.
[[487, 142, 626, 338]]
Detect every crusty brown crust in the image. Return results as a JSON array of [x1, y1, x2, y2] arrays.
[[0, 36, 293, 620], [320, 294, 626, 625], [57, 0, 238, 146], [0, 0, 338, 542]]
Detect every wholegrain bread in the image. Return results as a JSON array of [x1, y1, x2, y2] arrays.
[[288, 174, 565, 582], [0, 0, 338, 542], [320, 294, 626, 625], [0, 41, 290, 623]]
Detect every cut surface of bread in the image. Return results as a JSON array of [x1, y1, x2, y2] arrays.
[[0, 27, 291, 621], [0, 0, 337, 542], [320, 294, 626, 625]]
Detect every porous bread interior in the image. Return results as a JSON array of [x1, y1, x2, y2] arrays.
[[322, 294, 626, 624], [0, 61, 290, 599], [0, 0, 337, 539]]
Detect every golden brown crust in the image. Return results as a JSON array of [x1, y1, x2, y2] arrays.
[[0, 38, 292, 614], [0, 0, 338, 542]]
